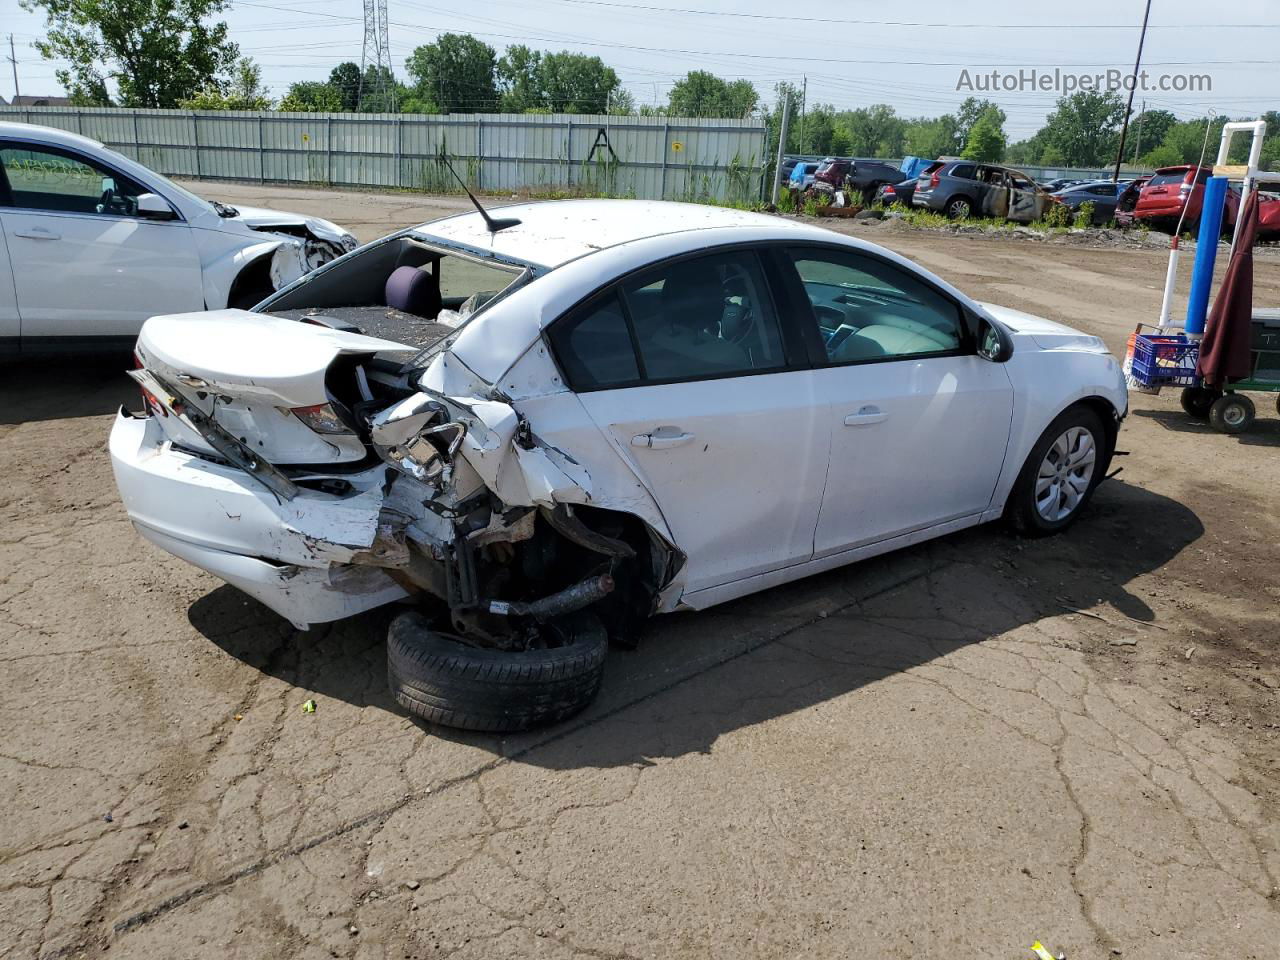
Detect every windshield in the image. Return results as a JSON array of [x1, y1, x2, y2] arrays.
[[101, 145, 216, 212]]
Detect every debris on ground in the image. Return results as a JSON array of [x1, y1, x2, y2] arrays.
[[301, 699, 317, 714]]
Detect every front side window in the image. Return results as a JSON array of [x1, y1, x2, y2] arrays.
[[548, 249, 789, 390], [790, 248, 965, 363], [0, 143, 146, 216]]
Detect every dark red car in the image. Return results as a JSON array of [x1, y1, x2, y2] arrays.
[[1134, 166, 1280, 237]]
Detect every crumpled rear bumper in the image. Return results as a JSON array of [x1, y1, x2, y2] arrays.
[[109, 410, 408, 627]]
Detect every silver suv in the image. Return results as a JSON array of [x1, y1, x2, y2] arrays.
[[911, 159, 1052, 222]]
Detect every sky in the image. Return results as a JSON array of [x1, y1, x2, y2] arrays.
[[2, 0, 1277, 140]]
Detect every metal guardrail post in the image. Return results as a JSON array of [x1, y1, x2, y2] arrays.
[[395, 115, 402, 188], [191, 112, 201, 178], [566, 118, 573, 189], [476, 117, 483, 191], [660, 120, 669, 200], [258, 115, 265, 182], [131, 111, 140, 159], [326, 115, 332, 185]]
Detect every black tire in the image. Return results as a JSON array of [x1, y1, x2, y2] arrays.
[[1180, 386, 1218, 419], [946, 195, 973, 219], [386, 611, 608, 732], [1005, 405, 1107, 537], [1208, 393, 1255, 434]]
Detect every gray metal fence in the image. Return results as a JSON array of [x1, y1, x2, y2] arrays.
[[0, 106, 768, 205]]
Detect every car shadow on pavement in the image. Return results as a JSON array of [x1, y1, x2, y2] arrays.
[[0, 354, 139, 424], [1132, 407, 1280, 447], [189, 479, 1203, 769]]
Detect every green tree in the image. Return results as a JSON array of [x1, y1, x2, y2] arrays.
[[1157, 116, 1230, 165], [536, 51, 619, 113], [1128, 108, 1177, 159], [20, 0, 239, 107], [668, 70, 758, 118], [955, 97, 1006, 152], [608, 87, 636, 115], [279, 80, 343, 113], [960, 110, 1005, 162], [496, 44, 541, 112], [800, 103, 837, 155], [328, 61, 361, 111], [1138, 144, 1182, 169], [903, 114, 959, 159], [356, 64, 398, 112], [767, 81, 803, 156], [405, 33, 497, 114], [180, 56, 270, 110], [1039, 91, 1126, 166], [838, 104, 905, 157]]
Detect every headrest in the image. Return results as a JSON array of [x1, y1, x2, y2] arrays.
[[385, 265, 441, 318]]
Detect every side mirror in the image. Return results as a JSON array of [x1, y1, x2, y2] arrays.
[[975, 314, 1014, 363], [135, 193, 176, 221]]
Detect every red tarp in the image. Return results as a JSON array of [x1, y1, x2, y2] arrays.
[[1196, 189, 1259, 386]]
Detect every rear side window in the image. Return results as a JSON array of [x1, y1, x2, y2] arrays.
[[547, 293, 640, 390], [948, 164, 977, 180], [548, 249, 790, 390]]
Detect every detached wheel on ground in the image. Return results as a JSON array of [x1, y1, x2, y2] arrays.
[[386, 611, 608, 732], [1179, 386, 1219, 419], [1208, 393, 1255, 434], [1005, 405, 1106, 537]]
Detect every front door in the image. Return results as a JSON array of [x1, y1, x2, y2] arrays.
[[0, 141, 203, 344], [547, 248, 829, 594], [783, 246, 1014, 556]]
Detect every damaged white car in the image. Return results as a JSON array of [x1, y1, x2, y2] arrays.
[[109, 198, 1128, 731], [0, 121, 356, 355]]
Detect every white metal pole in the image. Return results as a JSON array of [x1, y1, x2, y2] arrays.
[[1157, 237, 1180, 329], [770, 95, 792, 208]]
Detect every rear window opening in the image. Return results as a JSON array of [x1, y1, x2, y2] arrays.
[[262, 233, 529, 351]]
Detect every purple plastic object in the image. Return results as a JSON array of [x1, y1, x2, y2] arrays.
[[385, 266, 440, 317]]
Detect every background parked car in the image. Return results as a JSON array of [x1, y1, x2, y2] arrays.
[[1051, 181, 1127, 225], [875, 180, 917, 207], [1114, 176, 1150, 229], [1040, 177, 1092, 193], [813, 158, 907, 204], [788, 161, 818, 190], [912, 159, 1052, 222], [1134, 165, 1280, 238], [0, 121, 357, 355]]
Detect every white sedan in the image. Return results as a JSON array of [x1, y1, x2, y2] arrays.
[[0, 121, 356, 355], [109, 199, 1127, 731]]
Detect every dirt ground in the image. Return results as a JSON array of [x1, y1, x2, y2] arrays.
[[2, 181, 1279, 960]]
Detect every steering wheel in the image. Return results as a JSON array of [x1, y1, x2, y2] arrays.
[[98, 186, 133, 216]]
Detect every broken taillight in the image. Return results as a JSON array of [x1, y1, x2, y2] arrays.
[[134, 352, 167, 417], [291, 403, 354, 435]]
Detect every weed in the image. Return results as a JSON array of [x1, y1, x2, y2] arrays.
[[1073, 201, 1096, 230]]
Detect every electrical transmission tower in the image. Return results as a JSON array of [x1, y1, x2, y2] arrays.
[[358, 0, 394, 112]]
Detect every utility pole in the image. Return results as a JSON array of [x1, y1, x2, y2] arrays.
[[1112, 0, 1152, 182], [770, 93, 792, 208], [7, 35, 19, 101], [1132, 99, 1146, 164], [799, 75, 807, 154]]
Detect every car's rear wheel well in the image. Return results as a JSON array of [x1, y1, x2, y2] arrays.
[[227, 253, 275, 310]]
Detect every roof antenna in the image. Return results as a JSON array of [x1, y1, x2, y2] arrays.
[[440, 155, 521, 233]]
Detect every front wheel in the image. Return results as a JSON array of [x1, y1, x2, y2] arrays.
[[1005, 406, 1106, 537]]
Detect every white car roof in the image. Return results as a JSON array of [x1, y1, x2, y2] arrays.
[[0, 120, 106, 153], [416, 199, 813, 269]]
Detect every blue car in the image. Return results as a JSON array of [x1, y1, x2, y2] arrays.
[[788, 161, 817, 190]]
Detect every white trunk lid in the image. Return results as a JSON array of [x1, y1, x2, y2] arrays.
[[136, 309, 412, 464]]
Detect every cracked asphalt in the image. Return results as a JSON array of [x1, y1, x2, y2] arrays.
[[3, 182, 1280, 960]]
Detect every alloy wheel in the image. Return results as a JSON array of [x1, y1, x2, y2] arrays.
[[1034, 426, 1097, 522]]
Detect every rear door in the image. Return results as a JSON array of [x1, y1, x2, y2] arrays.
[[547, 247, 829, 594], [0, 140, 203, 346]]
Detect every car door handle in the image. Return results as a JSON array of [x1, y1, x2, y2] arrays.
[[12, 226, 60, 240], [844, 406, 888, 426], [631, 431, 695, 449]]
